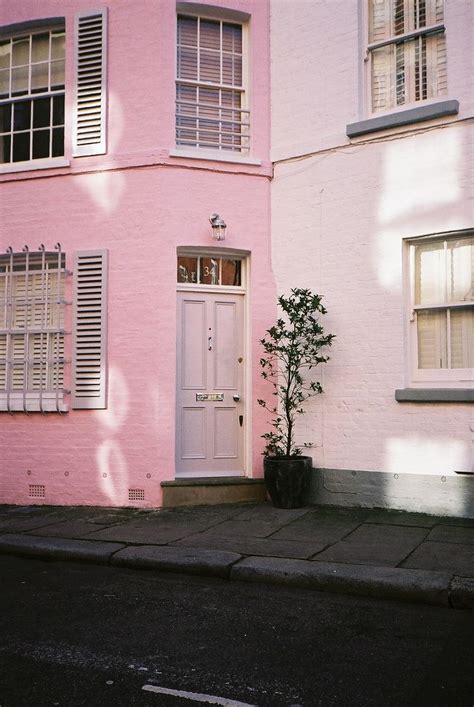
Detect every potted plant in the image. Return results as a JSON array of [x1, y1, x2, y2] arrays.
[[258, 288, 335, 508]]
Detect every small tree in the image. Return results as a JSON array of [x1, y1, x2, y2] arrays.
[[258, 288, 335, 457]]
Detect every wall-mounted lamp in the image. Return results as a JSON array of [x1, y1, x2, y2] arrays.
[[209, 213, 226, 241]]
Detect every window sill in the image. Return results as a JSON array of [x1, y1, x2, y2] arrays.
[[346, 100, 459, 138], [169, 147, 262, 166], [0, 157, 70, 175], [395, 388, 473, 403]]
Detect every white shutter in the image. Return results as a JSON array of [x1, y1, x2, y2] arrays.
[[73, 8, 107, 157], [72, 250, 108, 409]]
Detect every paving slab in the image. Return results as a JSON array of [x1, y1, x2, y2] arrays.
[[365, 509, 440, 528], [312, 523, 429, 567], [231, 556, 452, 607], [25, 519, 113, 538], [271, 512, 363, 544], [172, 532, 327, 559], [111, 545, 241, 578], [232, 505, 310, 523], [401, 541, 474, 576], [0, 507, 97, 533], [426, 525, 474, 545], [0, 533, 124, 563]]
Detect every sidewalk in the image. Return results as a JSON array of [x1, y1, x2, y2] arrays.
[[0, 502, 473, 609]]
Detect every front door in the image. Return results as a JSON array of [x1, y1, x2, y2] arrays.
[[176, 291, 245, 476]]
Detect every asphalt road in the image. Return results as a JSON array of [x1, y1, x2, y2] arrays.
[[0, 556, 473, 707]]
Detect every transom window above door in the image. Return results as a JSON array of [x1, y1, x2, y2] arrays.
[[177, 255, 242, 286]]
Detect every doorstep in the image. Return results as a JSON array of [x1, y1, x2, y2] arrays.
[[161, 477, 266, 508]]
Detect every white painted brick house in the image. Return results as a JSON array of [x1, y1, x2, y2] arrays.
[[270, 0, 473, 516]]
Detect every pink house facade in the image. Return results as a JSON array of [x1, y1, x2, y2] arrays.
[[0, 0, 274, 508], [271, 0, 473, 516]]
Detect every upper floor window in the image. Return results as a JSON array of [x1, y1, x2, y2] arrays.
[[368, 0, 447, 113], [0, 27, 65, 164], [176, 14, 249, 154], [409, 233, 473, 383]]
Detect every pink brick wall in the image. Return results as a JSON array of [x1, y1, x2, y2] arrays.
[[271, 0, 473, 487], [0, 0, 274, 507]]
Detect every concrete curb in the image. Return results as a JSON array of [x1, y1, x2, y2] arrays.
[[0, 534, 125, 563], [230, 556, 454, 607], [110, 545, 242, 579], [0, 535, 473, 609]]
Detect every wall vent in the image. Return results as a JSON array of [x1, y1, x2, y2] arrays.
[[28, 484, 45, 498], [129, 488, 145, 501]]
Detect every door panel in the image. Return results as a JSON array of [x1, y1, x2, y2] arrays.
[[176, 291, 244, 476], [182, 299, 207, 389], [214, 300, 237, 389], [181, 407, 206, 459]]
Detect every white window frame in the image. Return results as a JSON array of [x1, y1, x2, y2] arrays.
[[0, 23, 66, 172], [175, 11, 250, 156], [0, 246, 69, 412], [365, 0, 447, 116], [405, 231, 474, 388]]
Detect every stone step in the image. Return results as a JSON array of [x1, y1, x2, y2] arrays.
[[161, 477, 266, 508]]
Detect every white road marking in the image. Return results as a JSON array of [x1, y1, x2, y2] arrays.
[[142, 684, 257, 706]]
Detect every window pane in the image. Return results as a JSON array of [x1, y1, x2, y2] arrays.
[[199, 257, 219, 285], [177, 16, 197, 47], [448, 238, 473, 302], [417, 310, 447, 368], [0, 134, 11, 163], [177, 256, 198, 284], [53, 95, 64, 125], [51, 31, 65, 60], [33, 129, 50, 159], [12, 37, 29, 66], [200, 20, 220, 50], [221, 259, 241, 286], [50, 59, 65, 89], [415, 241, 445, 305], [0, 68, 9, 98], [222, 23, 242, 53], [0, 40, 11, 70], [33, 97, 50, 128], [371, 45, 395, 112], [11, 66, 29, 95], [451, 309, 474, 369], [177, 47, 197, 80], [0, 103, 11, 132], [200, 49, 220, 83], [31, 33, 49, 63], [13, 100, 31, 131], [369, 0, 391, 43], [31, 62, 49, 92], [52, 127, 64, 156], [12, 131, 30, 161]]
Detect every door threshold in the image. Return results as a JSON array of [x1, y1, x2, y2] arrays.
[[161, 476, 266, 508]]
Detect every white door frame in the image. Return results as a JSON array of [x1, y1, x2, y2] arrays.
[[175, 248, 251, 478]]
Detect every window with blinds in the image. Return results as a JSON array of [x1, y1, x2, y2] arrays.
[[0, 247, 67, 411], [0, 245, 108, 412], [176, 14, 249, 153], [0, 26, 65, 164], [411, 235, 473, 375], [368, 0, 447, 113]]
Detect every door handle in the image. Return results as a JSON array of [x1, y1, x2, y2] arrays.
[[233, 393, 241, 402]]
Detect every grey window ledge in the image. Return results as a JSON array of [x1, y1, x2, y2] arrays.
[[395, 388, 473, 403], [347, 100, 459, 138]]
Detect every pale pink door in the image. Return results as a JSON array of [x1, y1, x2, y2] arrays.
[[176, 291, 245, 476]]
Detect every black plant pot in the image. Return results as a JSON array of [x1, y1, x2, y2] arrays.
[[263, 455, 312, 509]]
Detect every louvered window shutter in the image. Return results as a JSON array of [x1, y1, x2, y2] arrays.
[[73, 8, 108, 157], [72, 250, 108, 409]]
